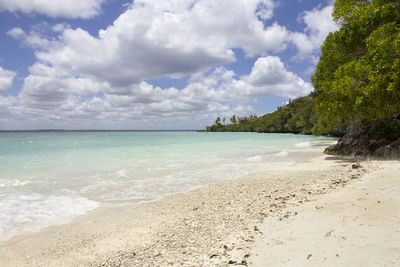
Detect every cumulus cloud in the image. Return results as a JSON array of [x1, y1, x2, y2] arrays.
[[18, 0, 287, 89], [1, 1, 337, 129], [290, 5, 339, 59], [244, 56, 312, 97], [0, 0, 105, 19], [9, 1, 336, 91], [7, 55, 311, 129], [6, 27, 25, 39], [303, 5, 339, 45], [0, 66, 16, 93], [19, 63, 104, 110], [7, 27, 54, 50], [0, 96, 17, 118]]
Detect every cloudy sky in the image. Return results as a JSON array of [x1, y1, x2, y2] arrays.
[[0, 0, 338, 130]]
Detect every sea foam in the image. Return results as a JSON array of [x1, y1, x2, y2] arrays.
[[0, 193, 98, 241], [246, 155, 262, 161], [295, 141, 312, 148], [0, 131, 337, 241], [0, 179, 31, 187], [274, 151, 289, 157]]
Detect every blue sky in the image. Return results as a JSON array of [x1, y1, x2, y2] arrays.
[[0, 0, 338, 130]]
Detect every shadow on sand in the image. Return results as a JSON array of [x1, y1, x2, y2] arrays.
[[324, 155, 364, 163]]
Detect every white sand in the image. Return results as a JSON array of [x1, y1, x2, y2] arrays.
[[0, 155, 398, 266], [249, 160, 400, 266]]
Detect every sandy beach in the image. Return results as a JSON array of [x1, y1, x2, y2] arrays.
[[250, 159, 400, 266], [0, 155, 399, 266]]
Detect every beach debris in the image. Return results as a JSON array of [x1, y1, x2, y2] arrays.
[[315, 205, 323, 210], [224, 245, 232, 251], [254, 226, 263, 235], [227, 259, 248, 266], [325, 230, 334, 237], [352, 163, 361, 169], [273, 239, 284, 245], [82, 163, 371, 267], [331, 179, 345, 186], [238, 259, 248, 266]]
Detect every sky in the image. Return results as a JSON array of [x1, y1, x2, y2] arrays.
[[0, 0, 339, 130]]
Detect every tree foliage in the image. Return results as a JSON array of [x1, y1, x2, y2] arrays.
[[313, 0, 400, 123], [206, 0, 399, 137], [205, 95, 334, 134]]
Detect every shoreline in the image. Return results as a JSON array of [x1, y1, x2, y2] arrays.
[[0, 154, 397, 266], [0, 132, 334, 244]]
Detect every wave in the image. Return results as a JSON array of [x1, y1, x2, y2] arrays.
[[274, 151, 289, 157], [0, 179, 31, 187], [0, 193, 98, 241], [246, 155, 262, 162], [116, 168, 129, 178], [295, 141, 311, 148]]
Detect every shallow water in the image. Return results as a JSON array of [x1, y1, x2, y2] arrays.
[[0, 131, 336, 241]]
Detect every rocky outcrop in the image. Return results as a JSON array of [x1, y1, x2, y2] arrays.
[[324, 118, 400, 159], [373, 139, 400, 159]]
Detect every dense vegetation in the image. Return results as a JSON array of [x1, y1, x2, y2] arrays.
[[205, 95, 330, 134], [313, 0, 400, 124], [206, 0, 399, 143]]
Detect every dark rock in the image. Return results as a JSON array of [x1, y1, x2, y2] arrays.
[[324, 118, 400, 159], [373, 138, 400, 159], [328, 127, 346, 137], [352, 163, 361, 169]]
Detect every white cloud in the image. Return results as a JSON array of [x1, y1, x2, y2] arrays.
[[6, 27, 25, 39], [290, 5, 339, 58], [9, 1, 336, 92], [19, 63, 104, 109], [7, 26, 56, 50], [244, 56, 312, 97], [8, 55, 311, 129], [0, 66, 16, 93], [20, 0, 288, 89], [1, 0, 333, 129], [0, 0, 105, 19], [303, 5, 339, 45]]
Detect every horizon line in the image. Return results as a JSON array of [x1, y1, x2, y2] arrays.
[[0, 129, 201, 132]]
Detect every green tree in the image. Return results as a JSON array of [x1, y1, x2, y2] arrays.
[[312, 0, 400, 125], [230, 115, 237, 124]]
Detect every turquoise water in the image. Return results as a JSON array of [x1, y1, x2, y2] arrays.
[[0, 131, 336, 241]]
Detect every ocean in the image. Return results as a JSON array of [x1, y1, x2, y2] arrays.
[[0, 131, 336, 241]]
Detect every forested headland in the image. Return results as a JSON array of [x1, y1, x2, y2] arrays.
[[205, 0, 400, 158], [204, 94, 344, 136]]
